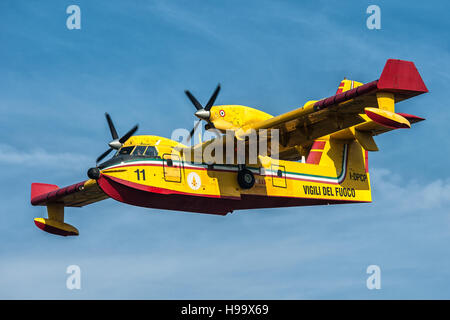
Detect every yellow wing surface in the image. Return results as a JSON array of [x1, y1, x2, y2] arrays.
[[186, 59, 427, 161]]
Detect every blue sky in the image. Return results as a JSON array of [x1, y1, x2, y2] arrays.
[[1, 0, 450, 299]]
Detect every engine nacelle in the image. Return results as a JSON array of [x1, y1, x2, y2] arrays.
[[209, 105, 273, 131]]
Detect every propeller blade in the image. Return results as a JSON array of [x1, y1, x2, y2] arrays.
[[204, 84, 221, 111], [96, 148, 113, 163], [105, 113, 119, 140], [185, 90, 203, 110], [119, 124, 139, 144], [187, 120, 202, 143]]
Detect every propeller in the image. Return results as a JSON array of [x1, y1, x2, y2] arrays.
[[96, 113, 139, 164], [184, 84, 221, 142]]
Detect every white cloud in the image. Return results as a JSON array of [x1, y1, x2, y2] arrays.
[[0, 144, 90, 169], [371, 168, 450, 212]]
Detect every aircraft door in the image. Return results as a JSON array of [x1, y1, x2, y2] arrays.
[[271, 164, 287, 188], [163, 154, 182, 183]]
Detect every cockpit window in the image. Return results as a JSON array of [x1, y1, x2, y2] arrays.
[[144, 146, 159, 158], [132, 146, 147, 156], [118, 146, 135, 155]]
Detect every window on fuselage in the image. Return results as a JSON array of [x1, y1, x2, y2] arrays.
[[118, 146, 135, 155], [132, 145, 147, 156], [144, 146, 159, 158]]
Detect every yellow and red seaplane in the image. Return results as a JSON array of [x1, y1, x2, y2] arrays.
[[31, 59, 428, 236]]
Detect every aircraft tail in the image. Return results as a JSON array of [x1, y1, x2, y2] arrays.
[[306, 137, 371, 202], [335, 79, 363, 94], [330, 59, 427, 152]]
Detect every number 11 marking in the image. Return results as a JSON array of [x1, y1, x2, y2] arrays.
[[134, 169, 146, 180]]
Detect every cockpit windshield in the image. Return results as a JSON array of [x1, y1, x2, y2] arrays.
[[115, 145, 159, 158], [118, 146, 134, 155], [144, 146, 158, 158], [133, 146, 147, 156]]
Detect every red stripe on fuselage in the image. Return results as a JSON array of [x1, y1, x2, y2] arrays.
[[97, 174, 235, 215], [97, 174, 367, 215], [102, 174, 239, 200]]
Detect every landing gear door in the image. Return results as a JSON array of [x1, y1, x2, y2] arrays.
[[163, 154, 182, 183], [271, 164, 286, 188]]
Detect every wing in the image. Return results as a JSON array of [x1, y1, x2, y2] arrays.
[[31, 179, 109, 236], [31, 179, 108, 207], [253, 81, 379, 150], [249, 59, 427, 155], [180, 59, 427, 162]]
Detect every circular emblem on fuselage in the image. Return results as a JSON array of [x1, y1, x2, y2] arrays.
[[187, 172, 201, 190], [219, 109, 226, 117]]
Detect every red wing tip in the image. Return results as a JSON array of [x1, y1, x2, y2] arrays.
[[31, 183, 59, 204], [378, 59, 428, 93]]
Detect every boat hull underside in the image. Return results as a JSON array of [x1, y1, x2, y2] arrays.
[[97, 175, 365, 215]]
